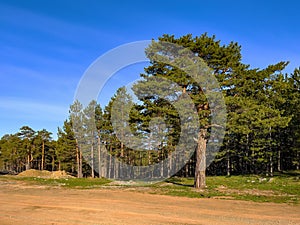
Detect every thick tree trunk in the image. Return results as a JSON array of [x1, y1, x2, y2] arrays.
[[26, 154, 31, 170], [194, 129, 207, 189]]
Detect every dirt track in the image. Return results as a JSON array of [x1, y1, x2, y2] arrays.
[[0, 180, 299, 225]]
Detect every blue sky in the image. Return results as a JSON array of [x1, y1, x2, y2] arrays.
[[0, 0, 299, 139]]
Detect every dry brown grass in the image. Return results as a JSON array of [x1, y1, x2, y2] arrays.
[[17, 169, 74, 179]]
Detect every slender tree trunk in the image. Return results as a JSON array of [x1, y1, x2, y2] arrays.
[[185, 163, 188, 177], [296, 150, 299, 170], [51, 156, 55, 171], [226, 136, 230, 176], [76, 142, 83, 178], [108, 151, 111, 179], [277, 149, 281, 172], [227, 149, 231, 176], [189, 158, 194, 177], [246, 134, 254, 174], [194, 129, 207, 189], [168, 147, 172, 177], [120, 103, 124, 158], [160, 150, 164, 177], [109, 145, 112, 179], [269, 127, 273, 176], [121, 142, 124, 157], [79, 150, 83, 178], [76, 140, 80, 177], [41, 141, 45, 170], [270, 155, 273, 177], [91, 143, 94, 178], [115, 161, 118, 179], [148, 151, 151, 165], [97, 136, 101, 177]]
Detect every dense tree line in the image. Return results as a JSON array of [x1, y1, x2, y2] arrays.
[[0, 126, 54, 172], [0, 33, 299, 188]]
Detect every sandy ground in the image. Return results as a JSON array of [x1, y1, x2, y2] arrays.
[[0, 179, 299, 225]]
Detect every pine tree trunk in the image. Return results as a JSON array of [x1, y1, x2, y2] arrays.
[[121, 142, 124, 157], [51, 156, 55, 171], [168, 147, 172, 177], [115, 161, 118, 179], [91, 144, 94, 178], [148, 151, 151, 165], [97, 136, 101, 178], [194, 129, 207, 189], [270, 155, 273, 177], [109, 145, 112, 179], [227, 149, 231, 176], [76, 141, 80, 178], [108, 152, 111, 179], [79, 150, 83, 178], [41, 141, 45, 170], [185, 163, 189, 177], [296, 151, 299, 170], [26, 154, 30, 170], [160, 150, 164, 178], [120, 103, 124, 158], [277, 149, 281, 172]]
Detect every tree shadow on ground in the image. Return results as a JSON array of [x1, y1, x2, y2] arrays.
[[165, 177, 194, 187]]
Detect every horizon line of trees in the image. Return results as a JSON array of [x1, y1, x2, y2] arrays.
[[0, 33, 299, 188]]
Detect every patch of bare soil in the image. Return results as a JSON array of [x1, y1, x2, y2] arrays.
[[0, 179, 299, 225]]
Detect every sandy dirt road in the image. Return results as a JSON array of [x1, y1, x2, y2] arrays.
[[0, 180, 299, 225]]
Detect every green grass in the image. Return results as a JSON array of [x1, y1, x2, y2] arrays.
[[158, 172, 300, 204], [1, 171, 299, 204], [0, 176, 112, 188]]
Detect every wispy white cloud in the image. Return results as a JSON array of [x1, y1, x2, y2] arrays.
[[0, 97, 68, 122], [0, 63, 79, 87], [0, 64, 79, 106]]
